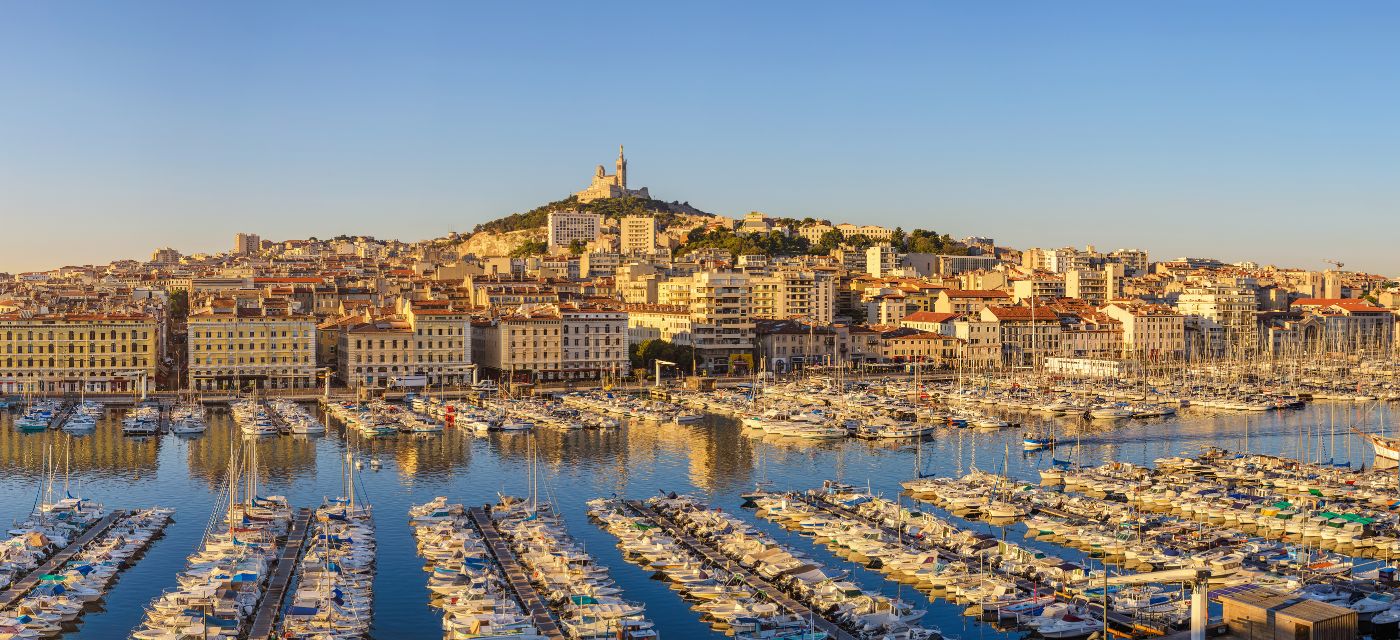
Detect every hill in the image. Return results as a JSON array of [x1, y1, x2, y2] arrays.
[[472, 195, 712, 235]]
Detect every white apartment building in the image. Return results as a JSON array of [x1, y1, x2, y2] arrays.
[[546, 211, 602, 249], [1011, 277, 1065, 303], [749, 269, 833, 323]]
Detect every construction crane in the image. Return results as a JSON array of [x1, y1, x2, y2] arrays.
[[1324, 259, 1345, 270], [1071, 568, 1212, 640]]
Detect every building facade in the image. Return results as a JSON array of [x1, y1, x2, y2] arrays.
[[188, 305, 317, 391], [0, 313, 159, 394]]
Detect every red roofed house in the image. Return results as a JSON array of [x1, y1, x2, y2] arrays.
[[935, 289, 1011, 315]]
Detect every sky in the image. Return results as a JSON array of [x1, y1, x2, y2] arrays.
[[1, 2, 1397, 274]]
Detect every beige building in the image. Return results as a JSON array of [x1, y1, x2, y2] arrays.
[[619, 215, 658, 254], [1176, 282, 1259, 355], [334, 301, 473, 389], [0, 312, 159, 395], [624, 304, 693, 346], [1102, 301, 1185, 360], [1064, 268, 1109, 304], [689, 271, 754, 374], [477, 303, 627, 382], [187, 301, 316, 391], [750, 270, 835, 324], [935, 289, 1011, 315]]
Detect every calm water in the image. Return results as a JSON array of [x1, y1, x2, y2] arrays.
[[0, 399, 1393, 639]]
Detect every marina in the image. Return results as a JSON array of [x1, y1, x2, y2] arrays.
[[1, 392, 1399, 637]]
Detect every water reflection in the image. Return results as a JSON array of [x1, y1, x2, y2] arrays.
[[0, 399, 1388, 639]]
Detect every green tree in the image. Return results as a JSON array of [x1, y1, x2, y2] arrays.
[[568, 239, 587, 255], [169, 289, 190, 318], [510, 238, 548, 257]]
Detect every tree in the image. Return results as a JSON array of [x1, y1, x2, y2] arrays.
[[509, 238, 548, 257], [169, 289, 190, 319], [814, 229, 845, 255], [890, 227, 906, 250], [568, 239, 587, 255]]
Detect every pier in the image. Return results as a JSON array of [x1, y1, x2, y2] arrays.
[[623, 500, 858, 640], [467, 507, 566, 640], [796, 492, 1156, 634], [247, 507, 313, 640], [46, 401, 75, 430], [0, 510, 126, 609]]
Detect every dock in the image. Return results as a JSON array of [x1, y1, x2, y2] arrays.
[[261, 401, 291, 435], [624, 500, 858, 640], [247, 507, 313, 640], [467, 507, 566, 640], [0, 510, 126, 609], [46, 401, 75, 430], [798, 493, 1155, 634]]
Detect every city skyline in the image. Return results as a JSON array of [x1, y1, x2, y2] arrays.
[[3, 2, 1399, 273]]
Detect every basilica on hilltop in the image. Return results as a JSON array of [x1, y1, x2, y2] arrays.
[[575, 145, 650, 202]]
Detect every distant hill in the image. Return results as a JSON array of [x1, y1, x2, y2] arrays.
[[472, 195, 712, 235]]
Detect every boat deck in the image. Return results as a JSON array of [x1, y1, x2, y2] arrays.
[[467, 506, 567, 640], [624, 500, 858, 640], [0, 510, 127, 610], [247, 507, 313, 640]]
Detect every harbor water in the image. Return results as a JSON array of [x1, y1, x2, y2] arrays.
[[0, 400, 1393, 639]]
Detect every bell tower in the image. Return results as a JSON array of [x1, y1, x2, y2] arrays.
[[615, 145, 627, 189]]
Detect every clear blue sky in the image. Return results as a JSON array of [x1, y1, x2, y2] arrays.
[[2, 2, 1397, 273]]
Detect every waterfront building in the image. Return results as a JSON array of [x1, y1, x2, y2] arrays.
[[333, 301, 473, 389], [477, 303, 627, 382], [952, 318, 1001, 367], [755, 319, 839, 372], [880, 329, 960, 365], [899, 310, 960, 335], [186, 299, 316, 391], [0, 312, 159, 394], [980, 305, 1062, 367], [689, 271, 754, 374], [1101, 301, 1186, 361], [1176, 282, 1260, 356], [624, 304, 692, 346]]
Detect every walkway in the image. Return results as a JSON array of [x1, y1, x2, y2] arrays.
[[247, 507, 313, 640], [0, 510, 126, 609], [624, 500, 857, 640], [467, 507, 566, 640]]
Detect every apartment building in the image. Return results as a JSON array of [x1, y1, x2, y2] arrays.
[[1064, 268, 1109, 304], [332, 301, 473, 389], [1102, 301, 1185, 360], [1176, 282, 1260, 355], [187, 300, 316, 391], [477, 303, 627, 382], [980, 305, 1062, 367], [881, 330, 961, 366], [689, 271, 753, 374], [546, 211, 602, 249], [935, 289, 1011, 315], [0, 312, 159, 394], [624, 304, 692, 346], [1010, 276, 1066, 303], [619, 215, 657, 254], [749, 269, 835, 324]]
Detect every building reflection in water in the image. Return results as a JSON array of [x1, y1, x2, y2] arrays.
[[0, 413, 160, 479], [185, 411, 320, 488]]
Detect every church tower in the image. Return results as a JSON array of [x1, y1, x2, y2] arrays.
[[616, 145, 627, 189]]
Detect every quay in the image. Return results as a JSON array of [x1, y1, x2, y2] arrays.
[[247, 507, 313, 640], [260, 400, 291, 434], [623, 500, 858, 640], [467, 507, 566, 640], [0, 510, 126, 610]]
